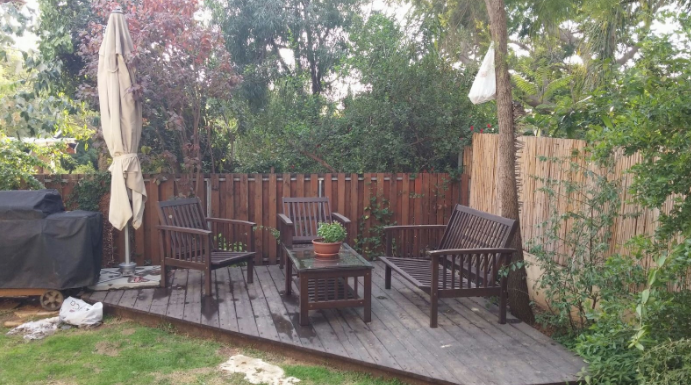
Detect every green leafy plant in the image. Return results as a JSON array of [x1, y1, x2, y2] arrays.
[[214, 233, 246, 252], [65, 172, 110, 211], [356, 195, 395, 259], [0, 135, 50, 190], [528, 155, 645, 336], [316, 222, 347, 244]]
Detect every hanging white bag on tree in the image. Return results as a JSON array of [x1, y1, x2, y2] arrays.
[[59, 297, 103, 326], [468, 42, 496, 105]]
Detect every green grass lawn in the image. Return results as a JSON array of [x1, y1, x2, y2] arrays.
[[0, 316, 403, 385]]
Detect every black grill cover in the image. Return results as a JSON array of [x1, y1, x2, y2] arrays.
[[0, 189, 65, 220], [0, 190, 102, 290]]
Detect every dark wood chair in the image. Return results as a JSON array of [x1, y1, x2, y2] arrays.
[[380, 204, 518, 327], [277, 197, 351, 267], [157, 198, 256, 296]]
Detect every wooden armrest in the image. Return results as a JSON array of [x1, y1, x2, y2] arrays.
[[332, 212, 351, 224], [207, 217, 256, 228], [157, 225, 212, 236], [427, 248, 515, 256], [278, 213, 293, 226], [384, 225, 447, 232]]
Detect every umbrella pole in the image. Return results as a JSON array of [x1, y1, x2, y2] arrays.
[[119, 221, 137, 276]]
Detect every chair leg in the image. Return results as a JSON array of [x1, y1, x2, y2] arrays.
[[204, 268, 212, 296], [499, 276, 508, 324], [247, 259, 254, 283], [160, 262, 167, 288], [385, 265, 392, 289]]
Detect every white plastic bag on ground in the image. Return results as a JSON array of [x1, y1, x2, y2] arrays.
[[6, 316, 60, 340], [59, 297, 103, 326], [468, 42, 496, 105]]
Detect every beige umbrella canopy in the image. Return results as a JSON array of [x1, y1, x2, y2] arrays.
[[97, 7, 147, 233]]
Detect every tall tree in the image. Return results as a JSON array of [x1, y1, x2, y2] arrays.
[[78, 0, 240, 196], [483, 0, 534, 324]]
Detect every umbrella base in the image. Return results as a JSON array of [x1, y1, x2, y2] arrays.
[[119, 262, 137, 276]]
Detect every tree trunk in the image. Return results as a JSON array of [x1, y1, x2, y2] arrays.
[[483, 0, 535, 324]]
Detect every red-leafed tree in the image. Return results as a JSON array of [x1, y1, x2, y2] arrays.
[[78, 0, 241, 197]]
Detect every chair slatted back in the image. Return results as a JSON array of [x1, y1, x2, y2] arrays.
[[438, 205, 517, 285], [439, 205, 516, 250], [282, 197, 333, 243], [157, 198, 208, 258]]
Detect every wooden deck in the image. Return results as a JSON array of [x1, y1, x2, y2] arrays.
[[86, 262, 584, 385]]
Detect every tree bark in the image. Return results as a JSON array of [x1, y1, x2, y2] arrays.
[[483, 0, 535, 324]]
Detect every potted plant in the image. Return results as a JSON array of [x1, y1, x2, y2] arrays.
[[312, 222, 347, 258]]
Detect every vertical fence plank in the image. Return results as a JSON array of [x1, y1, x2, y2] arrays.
[[268, 174, 278, 264]]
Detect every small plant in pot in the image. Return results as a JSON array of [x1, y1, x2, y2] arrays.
[[313, 222, 347, 258]]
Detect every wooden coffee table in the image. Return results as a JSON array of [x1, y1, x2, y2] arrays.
[[283, 243, 373, 326]]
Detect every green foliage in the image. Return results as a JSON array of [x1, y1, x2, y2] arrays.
[[638, 339, 691, 385], [65, 172, 110, 211], [356, 195, 395, 259], [214, 233, 247, 252], [529, 155, 646, 335], [590, 15, 691, 240], [0, 134, 50, 190], [575, 321, 642, 385], [317, 222, 347, 243]]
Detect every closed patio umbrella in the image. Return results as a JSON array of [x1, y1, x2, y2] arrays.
[[98, 7, 146, 274]]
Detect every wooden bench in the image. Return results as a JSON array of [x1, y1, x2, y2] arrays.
[[157, 198, 256, 296], [380, 204, 518, 327], [277, 197, 351, 267]]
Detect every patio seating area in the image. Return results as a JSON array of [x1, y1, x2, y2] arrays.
[[86, 262, 583, 385]]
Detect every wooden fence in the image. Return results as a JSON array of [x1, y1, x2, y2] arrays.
[[38, 173, 469, 266], [470, 133, 673, 268]]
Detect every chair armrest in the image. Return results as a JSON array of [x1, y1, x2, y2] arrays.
[[384, 225, 447, 232], [278, 213, 293, 226], [207, 217, 257, 228], [156, 225, 212, 236], [427, 248, 516, 256], [332, 212, 351, 225], [277, 213, 294, 249]]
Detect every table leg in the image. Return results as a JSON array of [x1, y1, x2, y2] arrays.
[[299, 274, 309, 326], [285, 258, 292, 296], [364, 271, 372, 323]]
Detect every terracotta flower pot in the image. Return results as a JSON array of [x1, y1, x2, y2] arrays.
[[312, 239, 342, 258]]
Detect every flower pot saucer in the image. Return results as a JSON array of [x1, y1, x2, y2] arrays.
[[314, 252, 339, 259]]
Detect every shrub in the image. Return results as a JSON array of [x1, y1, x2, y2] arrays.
[[316, 222, 347, 243], [638, 339, 691, 385]]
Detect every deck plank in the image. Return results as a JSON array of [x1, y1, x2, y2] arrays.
[[166, 269, 188, 320], [103, 289, 124, 305], [265, 265, 332, 353], [118, 289, 139, 308], [229, 266, 259, 337], [243, 266, 280, 342], [216, 267, 238, 332], [201, 270, 220, 328], [369, 266, 489, 384], [149, 285, 171, 315], [183, 270, 202, 324], [320, 308, 375, 362], [364, 276, 459, 382], [254, 266, 303, 347], [133, 288, 155, 312], [88, 290, 107, 302], [374, 266, 545, 385]]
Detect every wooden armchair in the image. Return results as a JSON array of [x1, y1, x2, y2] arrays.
[[277, 197, 350, 267], [380, 204, 518, 327], [157, 198, 256, 296]]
